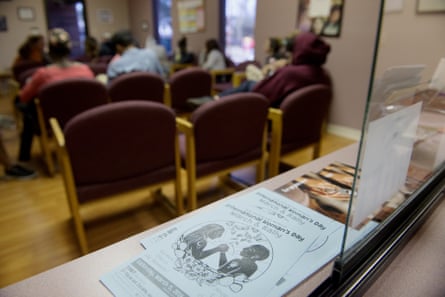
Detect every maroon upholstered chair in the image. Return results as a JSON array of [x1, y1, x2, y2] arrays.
[[35, 78, 109, 175], [168, 67, 212, 114], [16, 67, 42, 87], [268, 84, 333, 176], [12, 61, 45, 82], [50, 101, 183, 254], [86, 62, 108, 76], [177, 93, 270, 210], [107, 72, 165, 103]]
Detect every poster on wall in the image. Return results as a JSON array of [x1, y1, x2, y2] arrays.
[[96, 8, 114, 24], [178, 0, 205, 34], [297, 0, 344, 37]]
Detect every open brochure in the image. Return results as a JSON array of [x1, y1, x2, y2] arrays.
[[101, 188, 348, 297]]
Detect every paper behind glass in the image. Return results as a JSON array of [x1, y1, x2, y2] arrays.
[[352, 103, 422, 227], [308, 0, 331, 17], [429, 58, 445, 91], [101, 188, 343, 297]]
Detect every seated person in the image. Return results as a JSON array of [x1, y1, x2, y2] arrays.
[[75, 36, 99, 62], [218, 32, 332, 107], [98, 32, 116, 57], [17, 28, 95, 162], [199, 38, 227, 71], [243, 36, 292, 83], [12, 34, 51, 68], [145, 34, 170, 76], [174, 36, 195, 65], [107, 30, 166, 81]]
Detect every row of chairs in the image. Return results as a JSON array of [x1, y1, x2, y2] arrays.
[[34, 69, 215, 176], [41, 82, 331, 254], [49, 94, 269, 254]]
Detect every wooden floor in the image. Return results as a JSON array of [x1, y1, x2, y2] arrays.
[[0, 81, 356, 288]]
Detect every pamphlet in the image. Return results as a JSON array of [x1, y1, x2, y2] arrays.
[[274, 165, 355, 224], [101, 188, 344, 297]]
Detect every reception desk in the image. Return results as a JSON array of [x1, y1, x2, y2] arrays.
[[0, 144, 358, 297]]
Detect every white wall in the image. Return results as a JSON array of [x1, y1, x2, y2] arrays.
[[376, 1, 445, 80], [0, 0, 129, 71], [0, 0, 47, 71]]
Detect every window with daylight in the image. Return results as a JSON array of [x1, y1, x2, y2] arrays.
[[224, 0, 257, 64]]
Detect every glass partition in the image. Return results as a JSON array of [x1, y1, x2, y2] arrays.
[[331, 0, 445, 291]]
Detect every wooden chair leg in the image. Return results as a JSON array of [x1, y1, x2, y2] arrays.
[[72, 211, 89, 255], [312, 142, 321, 159], [39, 136, 55, 176]]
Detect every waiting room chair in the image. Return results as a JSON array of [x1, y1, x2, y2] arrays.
[[167, 67, 212, 115], [211, 60, 262, 92], [12, 61, 45, 83], [86, 62, 108, 76], [169, 63, 195, 76], [107, 72, 166, 104], [176, 93, 270, 211], [268, 84, 333, 177], [231, 60, 262, 88], [35, 78, 109, 176], [50, 100, 183, 254]]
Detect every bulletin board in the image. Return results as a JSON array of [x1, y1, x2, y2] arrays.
[[178, 0, 205, 34], [297, 0, 344, 37]]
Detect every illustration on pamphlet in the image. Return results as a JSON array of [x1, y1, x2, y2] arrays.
[[173, 221, 272, 293]]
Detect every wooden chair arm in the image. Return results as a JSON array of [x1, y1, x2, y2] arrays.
[[232, 72, 246, 87], [49, 117, 65, 148], [267, 108, 283, 177], [176, 117, 192, 134]]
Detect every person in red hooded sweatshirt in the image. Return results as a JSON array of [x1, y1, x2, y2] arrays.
[[218, 32, 331, 108]]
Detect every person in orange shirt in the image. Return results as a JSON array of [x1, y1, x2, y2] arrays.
[[17, 28, 95, 161]]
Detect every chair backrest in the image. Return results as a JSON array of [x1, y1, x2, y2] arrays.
[[86, 62, 108, 76], [169, 67, 212, 111], [107, 72, 165, 103], [280, 84, 332, 149], [16, 67, 41, 87], [191, 93, 269, 163], [12, 61, 45, 81], [63, 101, 178, 202], [38, 78, 109, 129]]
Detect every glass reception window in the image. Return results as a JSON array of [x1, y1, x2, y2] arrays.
[[336, 1, 445, 275]]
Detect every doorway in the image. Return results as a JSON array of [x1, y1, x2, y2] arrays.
[[44, 0, 88, 59]]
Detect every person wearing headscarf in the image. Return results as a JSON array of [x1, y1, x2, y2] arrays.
[[218, 32, 331, 107]]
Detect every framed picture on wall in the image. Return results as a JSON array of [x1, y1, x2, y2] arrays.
[[297, 0, 345, 38], [0, 16, 7, 32], [96, 8, 114, 24], [417, 0, 445, 13], [17, 7, 35, 21]]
